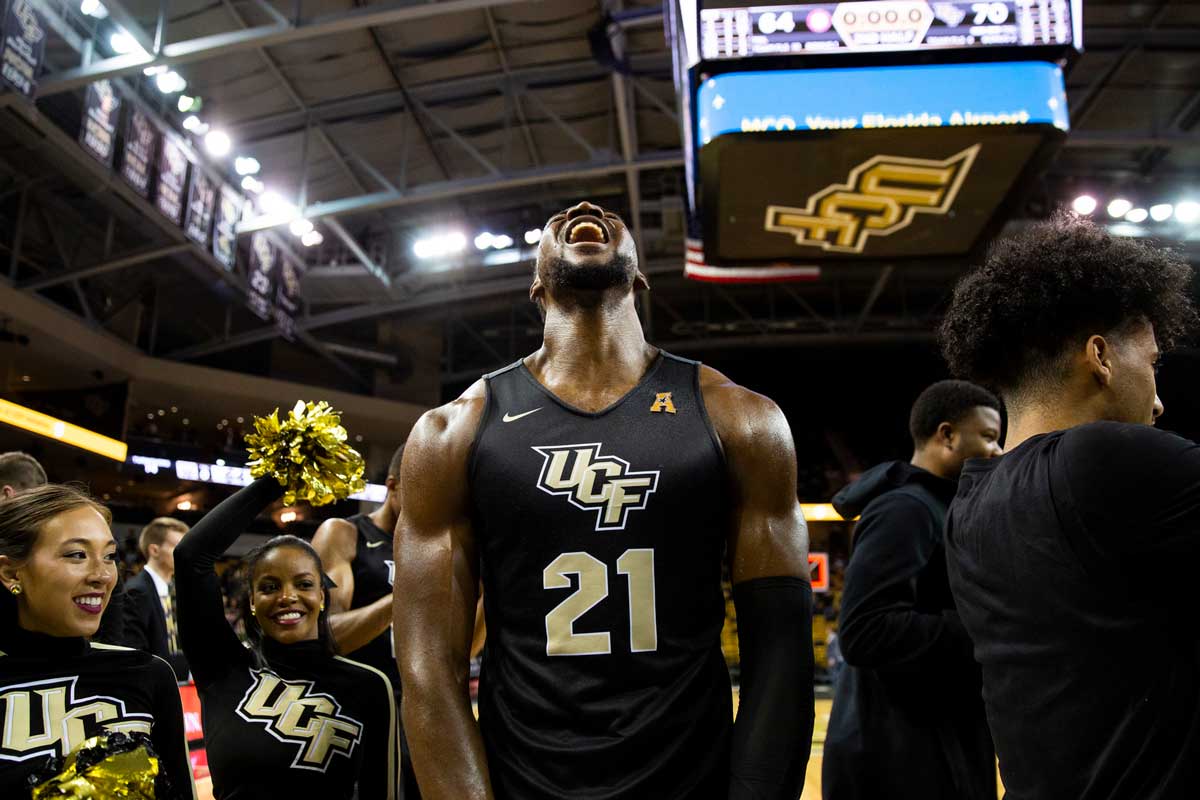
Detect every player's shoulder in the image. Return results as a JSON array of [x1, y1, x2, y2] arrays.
[[311, 516, 359, 556], [698, 364, 787, 434], [412, 379, 487, 446]]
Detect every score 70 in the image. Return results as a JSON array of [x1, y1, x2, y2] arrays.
[[971, 2, 1010, 24]]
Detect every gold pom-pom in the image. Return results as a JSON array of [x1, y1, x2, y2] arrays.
[[32, 734, 159, 799], [245, 400, 366, 506]]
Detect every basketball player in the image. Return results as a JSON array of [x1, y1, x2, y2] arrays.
[[312, 443, 421, 799], [395, 201, 814, 799], [938, 213, 1199, 798]]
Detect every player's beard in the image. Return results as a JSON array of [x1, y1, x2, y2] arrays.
[[544, 251, 637, 300]]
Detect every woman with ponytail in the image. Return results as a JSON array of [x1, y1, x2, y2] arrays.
[[0, 485, 194, 798]]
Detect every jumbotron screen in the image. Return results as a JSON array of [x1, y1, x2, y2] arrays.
[[692, 60, 1068, 267], [698, 0, 1082, 59]]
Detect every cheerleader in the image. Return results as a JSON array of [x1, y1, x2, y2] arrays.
[[0, 485, 194, 798], [173, 404, 397, 800]]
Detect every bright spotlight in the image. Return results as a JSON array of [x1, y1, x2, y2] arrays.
[[241, 175, 264, 194], [1175, 201, 1200, 224], [524, 228, 541, 244], [109, 30, 142, 55], [258, 191, 297, 219], [474, 232, 494, 250], [1106, 198, 1132, 218], [80, 0, 108, 18], [177, 95, 194, 113], [234, 156, 260, 176], [143, 65, 166, 76], [301, 230, 324, 247], [1125, 208, 1148, 224], [1071, 195, 1097, 215], [492, 234, 514, 249], [204, 130, 231, 157], [181, 115, 203, 132], [155, 71, 187, 94], [1149, 204, 1174, 222], [414, 231, 468, 259], [289, 218, 314, 237]]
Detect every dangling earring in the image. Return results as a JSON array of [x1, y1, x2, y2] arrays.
[[9, 584, 21, 596], [249, 606, 256, 617], [319, 602, 325, 612]]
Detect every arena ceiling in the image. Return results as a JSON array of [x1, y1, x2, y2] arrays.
[[1, 0, 1199, 406]]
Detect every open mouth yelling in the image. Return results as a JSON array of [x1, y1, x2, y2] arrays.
[[73, 594, 105, 615], [564, 217, 610, 246]]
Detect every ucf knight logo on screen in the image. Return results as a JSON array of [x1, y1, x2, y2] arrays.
[[0, 677, 153, 762], [533, 444, 660, 532], [765, 144, 979, 253], [237, 671, 363, 771]]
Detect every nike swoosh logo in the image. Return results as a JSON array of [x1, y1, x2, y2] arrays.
[[503, 408, 543, 423], [366, 540, 386, 548]]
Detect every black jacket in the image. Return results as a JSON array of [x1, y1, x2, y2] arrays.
[[822, 461, 995, 800], [120, 569, 189, 680]]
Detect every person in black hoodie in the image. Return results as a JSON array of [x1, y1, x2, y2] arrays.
[[822, 380, 1002, 800]]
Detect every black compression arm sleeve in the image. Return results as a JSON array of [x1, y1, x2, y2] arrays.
[[728, 576, 815, 800], [174, 477, 283, 684]]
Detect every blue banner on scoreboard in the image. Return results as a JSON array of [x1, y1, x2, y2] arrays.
[[696, 60, 1068, 146]]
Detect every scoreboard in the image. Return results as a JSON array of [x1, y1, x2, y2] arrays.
[[698, 0, 1081, 61], [669, 0, 1082, 283]]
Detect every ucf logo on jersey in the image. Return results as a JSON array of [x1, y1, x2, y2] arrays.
[[236, 671, 363, 772], [533, 443, 660, 532], [765, 145, 979, 254], [0, 677, 153, 762]]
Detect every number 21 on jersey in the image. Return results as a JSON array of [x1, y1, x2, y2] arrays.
[[543, 549, 657, 656]]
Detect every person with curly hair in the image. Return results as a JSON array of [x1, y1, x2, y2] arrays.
[[938, 211, 1200, 800]]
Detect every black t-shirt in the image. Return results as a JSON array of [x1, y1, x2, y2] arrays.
[[469, 352, 733, 799], [174, 479, 398, 800], [0, 626, 194, 799], [946, 422, 1200, 800]]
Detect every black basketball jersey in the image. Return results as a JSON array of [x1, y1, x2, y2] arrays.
[[469, 351, 733, 800], [346, 514, 401, 692]]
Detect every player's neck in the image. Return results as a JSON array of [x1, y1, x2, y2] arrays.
[[532, 297, 655, 386], [1005, 397, 1103, 451], [368, 503, 397, 535]]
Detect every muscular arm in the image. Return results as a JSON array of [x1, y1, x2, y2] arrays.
[[702, 367, 814, 799], [394, 381, 493, 800], [311, 518, 392, 655]]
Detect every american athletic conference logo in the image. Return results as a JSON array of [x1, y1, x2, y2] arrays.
[[532, 443, 659, 532]]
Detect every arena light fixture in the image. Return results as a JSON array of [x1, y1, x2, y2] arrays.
[[257, 190, 297, 220], [143, 65, 166, 77], [0, 398, 127, 462], [301, 230, 324, 247], [289, 217, 314, 237], [1071, 195, 1097, 215], [80, 0, 108, 18], [1175, 201, 1200, 224], [524, 228, 541, 245], [1125, 208, 1149, 224], [799, 503, 857, 522], [241, 175, 264, 194], [108, 29, 142, 56], [178, 95, 201, 114], [1106, 198, 1133, 218], [414, 231, 467, 259], [176, 500, 193, 511], [234, 156, 260, 176], [1149, 204, 1174, 222], [155, 71, 187, 94], [492, 234, 514, 249], [474, 232, 494, 250], [204, 130, 231, 157], [181, 115, 202, 132]]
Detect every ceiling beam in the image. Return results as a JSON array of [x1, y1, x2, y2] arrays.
[[20, 244, 191, 291], [237, 151, 683, 232], [37, 0, 533, 97]]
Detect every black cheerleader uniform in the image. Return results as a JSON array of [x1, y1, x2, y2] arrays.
[[174, 478, 398, 800], [0, 623, 195, 798]]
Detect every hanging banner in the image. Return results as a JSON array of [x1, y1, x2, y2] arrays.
[[211, 186, 242, 270], [246, 232, 277, 321], [184, 169, 217, 247], [121, 107, 158, 197], [0, 0, 45, 99], [79, 80, 122, 167], [273, 253, 303, 341], [155, 132, 189, 225]]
